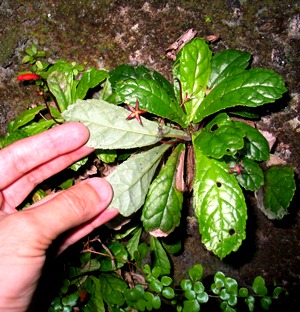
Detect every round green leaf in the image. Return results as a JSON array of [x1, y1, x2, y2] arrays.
[[252, 276, 268, 296], [181, 279, 193, 291], [183, 299, 200, 312], [188, 264, 204, 283], [162, 287, 175, 299]]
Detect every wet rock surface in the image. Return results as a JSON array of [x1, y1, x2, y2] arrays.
[[1, 0, 299, 309]]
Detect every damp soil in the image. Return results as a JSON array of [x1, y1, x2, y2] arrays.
[[1, 0, 299, 310]]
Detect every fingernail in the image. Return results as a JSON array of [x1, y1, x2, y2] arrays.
[[84, 178, 113, 204]]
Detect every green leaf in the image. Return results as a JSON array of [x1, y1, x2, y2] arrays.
[[233, 121, 270, 161], [99, 272, 127, 306], [161, 276, 172, 286], [188, 264, 204, 283], [238, 287, 249, 297], [47, 69, 74, 111], [173, 38, 212, 122], [194, 123, 245, 159], [162, 287, 175, 299], [182, 299, 200, 312], [252, 276, 268, 296], [116, 78, 187, 127], [109, 64, 153, 88], [209, 49, 251, 89], [150, 236, 171, 276], [75, 69, 108, 100], [83, 277, 105, 312], [142, 143, 185, 236], [194, 68, 287, 123], [260, 297, 272, 310], [245, 296, 255, 312], [261, 166, 296, 219], [193, 143, 247, 259], [98, 241, 128, 271], [12, 106, 47, 131], [106, 144, 170, 216], [95, 149, 117, 163], [227, 158, 264, 191], [126, 227, 142, 260], [149, 279, 163, 293], [62, 99, 186, 149], [181, 279, 193, 291], [22, 119, 56, 136]]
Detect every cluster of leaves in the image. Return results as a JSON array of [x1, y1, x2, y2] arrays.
[[48, 249, 285, 312], [2, 39, 296, 258], [1, 39, 296, 310]]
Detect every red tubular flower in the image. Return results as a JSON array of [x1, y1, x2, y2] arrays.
[[17, 73, 41, 81]]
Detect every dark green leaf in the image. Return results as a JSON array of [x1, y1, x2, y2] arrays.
[[83, 277, 105, 312], [98, 241, 128, 271], [142, 144, 185, 236], [75, 69, 108, 100], [260, 297, 272, 310], [209, 49, 251, 89], [193, 144, 247, 259], [116, 78, 187, 127], [194, 68, 287, 123], [194, 123, 245, 159], [99, 272, 127, 306], [252, 276, 268, 296], [150, 236, 171, 276], [109, 64, 153, 89], [234, 121, 270, 161], [227, 158, 264, 191], [262, 166, 296, 219], [173, 38, 212, 122]]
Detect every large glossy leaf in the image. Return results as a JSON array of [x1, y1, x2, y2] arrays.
[[173, 38, 212, 123], [62, 99, 186, 149], [115, 78, 187, 127], [193, 68, 287, 123], [142, 143, 185, 236], [209, 49, 251, 89], [106, 144, 171, 217], [260, 166, 296, 219], [194, 124, 245, 159], [193, 143, 247, 259]]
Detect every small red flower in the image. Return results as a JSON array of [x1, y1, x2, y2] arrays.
[[17, 73, 41, 81], [125, 99, 147, 126]]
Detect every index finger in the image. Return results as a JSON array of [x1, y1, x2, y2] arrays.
[[0, 122, 90, 190]]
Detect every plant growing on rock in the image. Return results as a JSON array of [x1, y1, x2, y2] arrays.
[[3, 38, 295, 259]]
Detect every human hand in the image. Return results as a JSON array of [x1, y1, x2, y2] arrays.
[[0, 122, 118, 311]]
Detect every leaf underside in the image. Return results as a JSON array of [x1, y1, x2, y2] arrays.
[[62, 99, 185, 149], [106, 144, 171, 217]]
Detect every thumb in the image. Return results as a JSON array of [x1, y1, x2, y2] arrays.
[[27, 178, 114, 248]]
